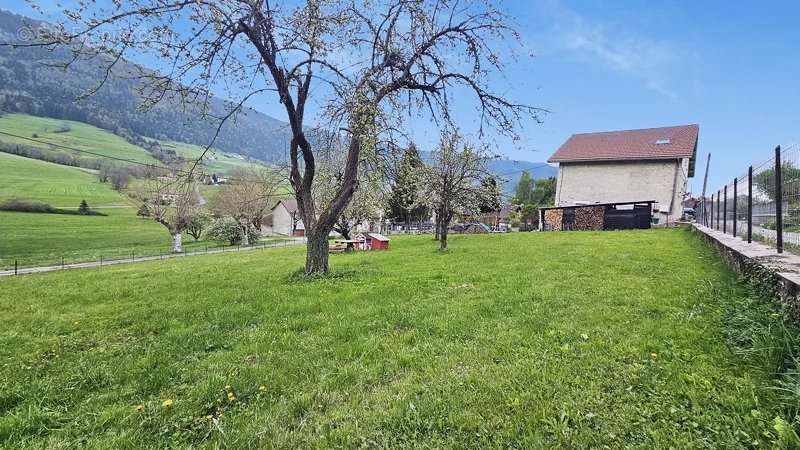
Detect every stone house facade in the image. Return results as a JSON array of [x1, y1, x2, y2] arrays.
[[548, 124, 699, 224]]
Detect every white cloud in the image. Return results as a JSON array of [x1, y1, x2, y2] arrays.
[[541, 2, 680, 99]]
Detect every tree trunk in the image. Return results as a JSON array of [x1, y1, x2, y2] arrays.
[[434, 209, 440, 240], [171, 232, 182, 253], [336, 217, 352, 241], [439, 222, 449, 251], [241, 226, 250, 246], [305, 230, 330, 274]]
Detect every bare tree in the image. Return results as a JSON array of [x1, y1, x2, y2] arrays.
[[427, 133, 496, 251], [20, 0, 543, 273], [145, 175, 201, 252], [211, 167, 283, 246], [109, 168, 131, 191]]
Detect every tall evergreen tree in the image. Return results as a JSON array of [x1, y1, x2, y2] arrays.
[[387, 144, 429, 226], [478, 177, 502, 213], [513, 170, 535, 204], [77, 199, 91, 215]]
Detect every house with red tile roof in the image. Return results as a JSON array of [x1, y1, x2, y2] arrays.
[[548, 124, 699, 224]]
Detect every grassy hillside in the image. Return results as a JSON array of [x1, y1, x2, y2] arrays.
[[0, 113, 159, 165], [0, 152, 209, 268], [0, 152, 126, 206], [159, 140, 261, 175], [0, 230, 785, 448]]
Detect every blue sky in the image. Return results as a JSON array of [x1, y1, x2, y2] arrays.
[[504, 0, 800, 193], [7, 1, 800, 193]]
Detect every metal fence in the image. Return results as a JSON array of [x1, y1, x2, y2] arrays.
[[698, 145, 800, 254], [1, 237, 304, 276]]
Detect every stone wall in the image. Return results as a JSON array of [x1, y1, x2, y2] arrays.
[[692, 225, 800, 319]]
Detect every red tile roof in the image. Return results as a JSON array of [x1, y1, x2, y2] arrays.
[[548, 124, 699, 163], [272, 198, 298, 213]]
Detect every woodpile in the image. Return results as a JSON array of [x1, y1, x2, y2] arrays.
[[574, 206, 604, 230], [543, 209, 563, 231]]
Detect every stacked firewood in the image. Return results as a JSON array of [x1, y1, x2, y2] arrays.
[[574, 206, 604, 230], [543, 209, 563, 231]]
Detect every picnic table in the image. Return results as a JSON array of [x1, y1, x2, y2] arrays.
[[334, 239, 363, 252]]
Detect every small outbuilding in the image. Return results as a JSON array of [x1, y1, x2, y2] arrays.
[[364, 233, 389, 250]]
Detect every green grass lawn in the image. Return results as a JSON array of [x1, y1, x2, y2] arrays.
[[0, 152, 126, 207], [0, 229, 785, 448], [0, 209, 213, 269], [0, 114, 158, 165]]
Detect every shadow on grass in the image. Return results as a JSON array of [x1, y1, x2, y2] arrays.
[[286, 267, 360, 284]]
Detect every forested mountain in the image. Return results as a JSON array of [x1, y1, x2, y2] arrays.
[[486, 159, 558, 194], [0, 9, 555, 183], [0, 10, 291, 162]]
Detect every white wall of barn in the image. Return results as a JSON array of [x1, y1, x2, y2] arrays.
[[271, 205, 295, 236]]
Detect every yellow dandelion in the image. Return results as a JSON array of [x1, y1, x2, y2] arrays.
[[162, 399, 174, 408], [224, 385, 232, 391], [259, 385, 267, 392], [135, 404, 145, 412], [227, 392, 236, 401], [650, 353, 658, 359]]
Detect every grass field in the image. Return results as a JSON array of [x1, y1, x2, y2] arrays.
[[0, 229, 787, 448], [0, 114, 159, 165], [0, 153, 211, 268], [0, 152, 126, 207], [0, 209, 213, 269], [159, 140, 261, 175]]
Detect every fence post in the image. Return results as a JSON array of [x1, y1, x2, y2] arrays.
[[723, 185, 727, 234], [748, 166, 753, 243], [61, 256, 65, 269], [14, 259, 17, 276], [717, 190, 721, 230], [712, 193, 715, 229], [776, 145, 784, 253], [132, 251, 135, 262], [710, 194, 714, 228], [733, 178, 737, 237]]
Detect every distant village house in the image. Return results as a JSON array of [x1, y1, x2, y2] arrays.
[[268, 199, 305, 237]]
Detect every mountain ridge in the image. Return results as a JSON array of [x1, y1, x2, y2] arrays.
[[0, 9, 556, 190]]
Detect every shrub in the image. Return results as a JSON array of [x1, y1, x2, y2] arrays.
[[0, 199, 58, 213], [53, 123, 72, 133], [206, 216, 242, 245], [0, 199, 105, 216], [246, 224, 262, 243]]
